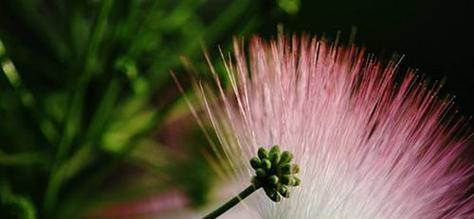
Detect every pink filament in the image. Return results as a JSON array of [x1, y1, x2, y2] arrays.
[[198, 34, 473, 218]]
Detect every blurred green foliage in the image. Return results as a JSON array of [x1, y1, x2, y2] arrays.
[[0, 0, 295, 218]]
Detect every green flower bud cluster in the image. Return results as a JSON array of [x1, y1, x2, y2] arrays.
[[249, 145, 301, 202]]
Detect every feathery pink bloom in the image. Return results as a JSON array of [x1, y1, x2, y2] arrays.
[[194, 34, 473, 218]]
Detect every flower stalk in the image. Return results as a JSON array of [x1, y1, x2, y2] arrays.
[[202, 185, 257, 219]]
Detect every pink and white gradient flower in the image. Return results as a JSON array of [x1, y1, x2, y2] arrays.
[[194, 34, 474, 218]]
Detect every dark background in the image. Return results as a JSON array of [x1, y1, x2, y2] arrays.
[[263, 0, 474, 115]]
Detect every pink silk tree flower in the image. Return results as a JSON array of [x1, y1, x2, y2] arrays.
[[191, 34, 474, 218]]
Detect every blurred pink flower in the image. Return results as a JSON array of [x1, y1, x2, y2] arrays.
[[196, 34, 474, 218]]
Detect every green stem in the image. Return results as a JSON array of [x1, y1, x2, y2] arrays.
[[203, 185, 258, 219]]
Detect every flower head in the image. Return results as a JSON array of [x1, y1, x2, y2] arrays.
[[196, 34, 473, 218], [250, 145, 301, 202]]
